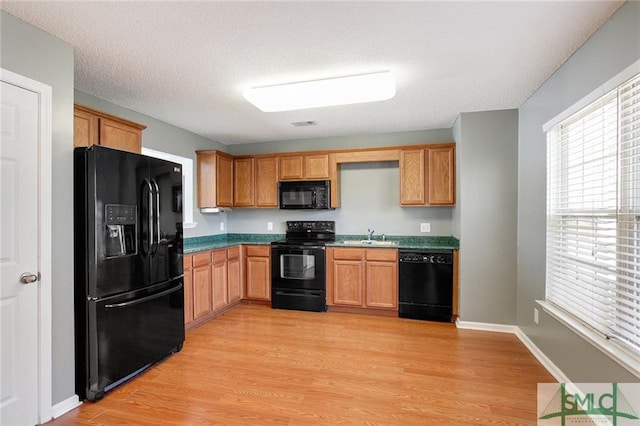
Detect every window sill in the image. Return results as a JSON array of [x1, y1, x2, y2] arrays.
[[536, 300, 640, 378]]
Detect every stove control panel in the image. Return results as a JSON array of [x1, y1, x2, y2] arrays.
[[286, 221, 335, 233]]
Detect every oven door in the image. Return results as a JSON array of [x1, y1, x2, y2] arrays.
[[271, 245, 326, 291]]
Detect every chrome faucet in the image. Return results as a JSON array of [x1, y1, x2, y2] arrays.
[[367, 228, 375, 240]]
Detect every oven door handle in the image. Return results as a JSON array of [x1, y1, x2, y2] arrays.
[[274, 290, 321, 297], [272, 245, 326, 251]]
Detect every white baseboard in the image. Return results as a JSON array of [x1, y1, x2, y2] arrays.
[[455, 318, 518, 334], [515, 328, 568, 383], [455, 319, 567, 383], [51, 394, 82, 419]]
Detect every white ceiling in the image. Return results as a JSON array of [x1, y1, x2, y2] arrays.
[[2, 1, 623, 145]]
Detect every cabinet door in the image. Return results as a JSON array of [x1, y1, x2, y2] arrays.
[[211, 260, 228, 311], [427, 146, 455, 205], [99, 118, 142, 153], [399, 149, 426, 205], [365, 261, 398, 309], [73, 108, 98, 148], [279, 155, 304, 180], [227, 256, 241, 303], [192, 265, 212, 319], [331, 260, 363, 306], [234, 158, 255, 207], [183, 255, 194, 324], [246, 256, 270, 300], [196, 151, 216, 208], [255, 156, 279, 207], [217, 154, 234, 207], [304, 154, 329, 179]]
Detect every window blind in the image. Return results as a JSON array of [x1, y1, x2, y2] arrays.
[[546, 73, 640, 358]]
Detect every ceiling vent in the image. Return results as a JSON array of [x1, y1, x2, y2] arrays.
[[291, 120, 317, 127]]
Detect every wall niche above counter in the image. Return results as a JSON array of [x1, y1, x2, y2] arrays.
[[195, 142, 455, 212]]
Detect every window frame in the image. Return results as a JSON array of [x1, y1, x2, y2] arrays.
[[541, 61, 640, 378]]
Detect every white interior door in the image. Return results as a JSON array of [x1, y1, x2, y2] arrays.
[[0, 80, 40, 425]]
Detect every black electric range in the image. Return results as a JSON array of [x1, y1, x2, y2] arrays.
[[270, 221, 335, 312]]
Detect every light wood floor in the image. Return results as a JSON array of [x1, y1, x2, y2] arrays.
[[49, 304, 554, 425]]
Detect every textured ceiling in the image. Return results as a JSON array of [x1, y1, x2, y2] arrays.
[[2, 1, 623, 145]]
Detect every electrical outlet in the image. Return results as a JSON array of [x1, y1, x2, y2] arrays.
[[267, 222, 273, 231], [220, 222, 225, 231], [534, 308, 539, 325], [420, 223, 431, 233]]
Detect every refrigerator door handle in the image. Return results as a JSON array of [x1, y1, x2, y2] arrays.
[[104, 283, 183, 309], [150, 178, 161, 255], [142, 178, 154, 255]]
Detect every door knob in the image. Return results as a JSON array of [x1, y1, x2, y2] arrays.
[[20, 272, 39, 284]]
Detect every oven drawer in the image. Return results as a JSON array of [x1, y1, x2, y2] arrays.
[[271, 289, 326, 312]]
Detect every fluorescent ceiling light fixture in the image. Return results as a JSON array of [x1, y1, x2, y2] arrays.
[[244, 71, 396, 112]]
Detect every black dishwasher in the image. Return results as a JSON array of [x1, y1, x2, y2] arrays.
[[398, 249, 453, 322]]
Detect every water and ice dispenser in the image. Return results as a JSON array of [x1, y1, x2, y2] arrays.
[[104, 204, 137, 257]]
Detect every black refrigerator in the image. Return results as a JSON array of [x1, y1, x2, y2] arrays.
[[74, 145, 185, 402]]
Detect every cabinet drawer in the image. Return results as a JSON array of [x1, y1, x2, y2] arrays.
[[246, 245, 270, 257], [211, 249, 227, 264], [365, 248, 397, 262], [183, 254, 193, 270], [331, 248, 363, 260], [192, 252, 211, 268], [227, 245, 240, 259]]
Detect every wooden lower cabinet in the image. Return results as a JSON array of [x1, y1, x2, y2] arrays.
[[244, 245, 271, 301], [327, 248, 398, 311], [227, 246, 241, 303], [331, 260, 364, 306], [183, 255, 194, 324], [192, 252, 213, 320], [211, 249, 228, 311], [185, 245, 243, 328]]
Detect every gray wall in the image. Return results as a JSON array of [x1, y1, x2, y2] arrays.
[[454, 109, 518, 325], [517, 0, 639, 382], [74, 91, 228, 238], [229, 161, 453, 236], [1, 12, 75, 404]]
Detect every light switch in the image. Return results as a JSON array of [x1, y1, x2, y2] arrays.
[[220, 222, 225, 231], [420, 223, 431, 233], [267, 222, 273, 231]]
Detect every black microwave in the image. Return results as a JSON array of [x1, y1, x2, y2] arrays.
[[278, 180, 332, 210]]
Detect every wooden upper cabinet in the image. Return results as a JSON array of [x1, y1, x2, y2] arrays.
[[400, 144, 455, 207], [399, 149, 426, 205], [233, 155, 279, 208], [234, 157, 255, 207], [304, 154, 330, 179], [73, 107, 99, 148], [255, 156, 279, 207], [196, 150, 234, 208], [73, 104, 146, 154], [279, 153, 330, 181], [279, 155, 304, 180], [426, 146, 455, 205]]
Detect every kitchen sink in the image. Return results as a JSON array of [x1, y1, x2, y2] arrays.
[[339, 240, 399, 246]]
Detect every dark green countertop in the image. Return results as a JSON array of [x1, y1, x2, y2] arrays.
[[184, 233, 458, 253], [184, 233, 284, 253], [327, 235, 459, 250]]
